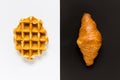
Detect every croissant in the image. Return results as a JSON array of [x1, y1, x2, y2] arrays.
[[77, 13, 102, 66]]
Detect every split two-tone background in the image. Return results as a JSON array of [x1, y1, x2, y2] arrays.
[[0, 0, 120, 80]]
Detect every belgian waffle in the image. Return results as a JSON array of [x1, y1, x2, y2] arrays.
[[14, 16, 48, 60]]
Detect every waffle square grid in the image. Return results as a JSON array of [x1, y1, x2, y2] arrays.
[[14, 16, 48, 60]]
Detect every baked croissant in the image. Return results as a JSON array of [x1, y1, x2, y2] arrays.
[[77, 13, 102, 66]]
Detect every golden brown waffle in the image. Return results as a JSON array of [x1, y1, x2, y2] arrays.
[[14, 16, 48, 60]]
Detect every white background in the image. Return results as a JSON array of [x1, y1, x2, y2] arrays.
[[0, 0, 60, 80]]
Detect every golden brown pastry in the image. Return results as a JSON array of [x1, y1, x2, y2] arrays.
[[77, 13, 102, 66]]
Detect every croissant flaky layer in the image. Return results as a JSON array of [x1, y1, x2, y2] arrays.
[[77, 13, 102, 66]]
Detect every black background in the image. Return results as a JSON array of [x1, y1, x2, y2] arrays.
[[61, 0, 120, 80]]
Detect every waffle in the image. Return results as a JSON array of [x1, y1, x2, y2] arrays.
[[14, 16, 48, 60]]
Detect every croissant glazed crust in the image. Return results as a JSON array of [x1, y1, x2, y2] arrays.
[[77, 13, 102, 66]]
